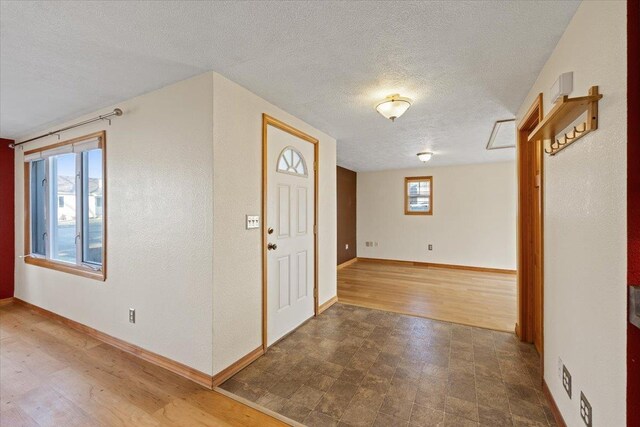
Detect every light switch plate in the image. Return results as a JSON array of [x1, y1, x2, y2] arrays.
[[246, 215, 260, 229]]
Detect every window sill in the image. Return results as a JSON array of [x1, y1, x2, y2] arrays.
[[24, 257, 105, 281]]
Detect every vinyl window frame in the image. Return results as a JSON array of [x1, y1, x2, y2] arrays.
[[23, 131, 107, 281], [404, 176, 433, 216]]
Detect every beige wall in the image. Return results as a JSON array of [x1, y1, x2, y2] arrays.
[[515, 1, 627, 425], [357, 162, 516, 270], [14, 73, 216, 374], [13, 71, 338, 379], [211, 73, 337, 375]]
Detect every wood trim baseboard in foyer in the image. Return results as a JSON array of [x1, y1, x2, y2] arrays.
[[337, 258, 358, 270], [356, 257, 517, 275], [212, 346, 264, 388], [318, 296, 339, 314], [543, 380, 567, 427], [0, 297, 14, 306], [11, 298, 214, 389], [6, 299, 284, 393]]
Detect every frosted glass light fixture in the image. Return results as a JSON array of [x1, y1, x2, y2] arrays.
[[375, 94, 412, 121], [417, 152, 433, 162]]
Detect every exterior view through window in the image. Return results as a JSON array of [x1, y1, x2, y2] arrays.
[[24, 132, 105, 277], [277, 146, 308, 176], [405, 176, 432, 215]]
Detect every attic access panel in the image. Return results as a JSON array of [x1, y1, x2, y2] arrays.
[[486, 119, 516, 150]]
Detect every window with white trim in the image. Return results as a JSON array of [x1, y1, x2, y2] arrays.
[[24, 133, 105, 277]]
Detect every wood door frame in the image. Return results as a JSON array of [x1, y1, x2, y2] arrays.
[[517, 94, 544, 357], [261, 114, 319, 352]]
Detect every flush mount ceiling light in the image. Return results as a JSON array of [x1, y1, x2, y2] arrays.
[[375, 94, 412, 122], [417, 152, 433, 162]]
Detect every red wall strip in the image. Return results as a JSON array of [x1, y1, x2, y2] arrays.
[[0, 138, 15, 299], [628, 1, 640, 425]]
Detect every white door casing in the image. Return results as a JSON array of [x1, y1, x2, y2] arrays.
[[265, 120, 316, 347]]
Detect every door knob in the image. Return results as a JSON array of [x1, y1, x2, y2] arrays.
[[268, 227, 274, 235], [267, 243, 277, 251]]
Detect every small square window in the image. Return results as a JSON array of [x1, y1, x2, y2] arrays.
[[404, 176, 432, 215]]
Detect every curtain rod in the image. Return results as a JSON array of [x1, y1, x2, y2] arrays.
[[9, 108, 123, 149]]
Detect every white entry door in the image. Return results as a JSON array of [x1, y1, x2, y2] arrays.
[[266, 123, 315, 346]]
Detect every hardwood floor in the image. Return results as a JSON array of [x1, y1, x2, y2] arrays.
[[0, 303, 286, 427], [337, 259, 517, 331]]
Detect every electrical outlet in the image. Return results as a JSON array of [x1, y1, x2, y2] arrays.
[[580, 392, 592, 427], [129, 308, 135, 324], [428, 244, 433, 251], [562, 364, 572, 398], [345, 244, 349, 250]]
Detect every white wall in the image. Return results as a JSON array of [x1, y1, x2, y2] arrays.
[[211, 73, 337, 375], [357, 162, 516, 270], [515, 1, 627, 425], [14, 73, 215, 374]]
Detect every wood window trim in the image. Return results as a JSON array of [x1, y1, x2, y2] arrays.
[[404, 176, 433, 215], [23, 131, 107, 281]]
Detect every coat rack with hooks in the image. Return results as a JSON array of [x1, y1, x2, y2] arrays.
[[528, 86, 602, 156]]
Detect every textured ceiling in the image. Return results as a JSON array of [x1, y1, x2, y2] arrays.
[[0, 1, 579, 171]]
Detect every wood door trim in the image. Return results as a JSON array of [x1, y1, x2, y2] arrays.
[[11, 298, 214, 388], [262, 114, 319, 352], [516, 94, 544, 360], [318, 296, 339, 314]]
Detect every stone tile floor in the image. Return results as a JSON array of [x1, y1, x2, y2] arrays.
[[220, 303, 555, 426]]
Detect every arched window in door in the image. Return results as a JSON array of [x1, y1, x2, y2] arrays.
[[276, 146, 308, 177]]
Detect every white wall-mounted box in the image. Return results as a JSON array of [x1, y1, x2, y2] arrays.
[[550, 72, 573, 103]]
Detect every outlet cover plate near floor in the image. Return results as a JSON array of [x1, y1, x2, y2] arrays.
[[580, 391, 592, 427], [562, 364, 572, 398]]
